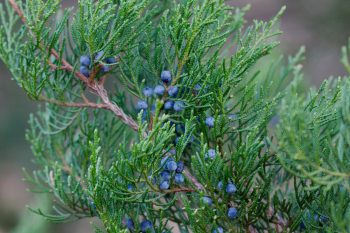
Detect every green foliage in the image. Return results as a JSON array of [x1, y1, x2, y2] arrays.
[[1, 0, 350, 232]]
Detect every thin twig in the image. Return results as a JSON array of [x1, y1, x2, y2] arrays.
[[165, 187, 196, 194], [39, 96, 109, 109], [184, 168, 204, 190]]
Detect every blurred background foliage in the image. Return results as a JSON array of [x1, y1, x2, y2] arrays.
[[0, 0, 350, 232]]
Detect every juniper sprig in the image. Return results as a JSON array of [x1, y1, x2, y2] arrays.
[[1, 0, 350, 232]]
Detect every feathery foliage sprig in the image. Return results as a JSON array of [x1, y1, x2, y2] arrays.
[[1, 0, 350, 232]]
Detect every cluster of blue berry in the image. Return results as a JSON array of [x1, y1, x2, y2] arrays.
[[218, 181, 238, 220], [300, 212, 329, 231], [158, 154, 185, 190], [79, 51, 116, 77], [125, 218, 154, 233], [137, 70, 185, 113], [201, 180, 238, 232]]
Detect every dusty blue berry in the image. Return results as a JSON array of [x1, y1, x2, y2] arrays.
[[137, 100, 148, 109], [205, 116, 215, 128], [226, 183, 237, 194], [140, 220, 153, 232], [212, 227, 224, 233], [217, 181, 223, 191], [143, 87, 153, 97], [166, 160, 177, 171], [80, 66, 90, 77], [95, 51, 104, 61], [202, 196, 213, 206], [127, 184, 133, 191], [105, 57, 116, 64], [154, 85, 165, 96], [168, 86, 179, 97], [101, 65, 110, 72], [206, 149, 216, 159], [126, 218, 135, 230], [169, 149, 176, 155], [160, 170, 171, 181], [173, 101, 185, 112], [227, 207, 238, 219], [194, 84, 201, 92], [174, 173, 184, 184], [159, 180, 170, 190], [80, 55, 91, 67], [161, 70, 172, 84], [176, 161, 184, 173], [164, 100, 174, 110]]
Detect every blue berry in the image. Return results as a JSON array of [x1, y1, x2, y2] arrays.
[[105, 57, 116, 64], [154, 85, 165, 96], [202, 196, 213, 206], [80, 55, 91, 67], [176, 161, 184, 173], [160, 170, 171, 181], [169, 149, 176, 155], [226, 183, 237, 194], [217, 181, 223, 191], [143, 87, 154, 97], [205, 116, 215, 128], [168, 86, 179, 97], [126, 218, 135, 230], [173, 101, 185, 112], [95, 51, 104, 61], [213, 227, 224, 233], [161, 70, 172, 84], [166, 160, 177, 171], [174, 173, 184, 184], [137, 100, 148, 109], [164, 100, 174, 110], [101, 65, 110, 72], [127, 184, 133, 191], [140, 220, 153, 232], [194, 84, 201, 93], [80, 66, 90, 77], [227, 207, 238, 219], [174, 137, 180, 145], [159, 180, 170, 190], [206, 149, 216, 159]]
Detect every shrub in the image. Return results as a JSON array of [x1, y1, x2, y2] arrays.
[[1, 0, 350, 232]]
